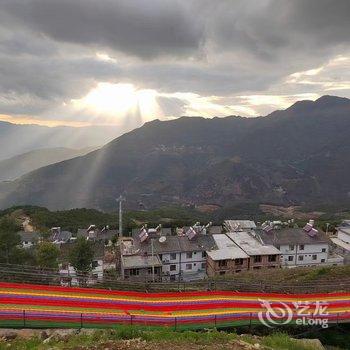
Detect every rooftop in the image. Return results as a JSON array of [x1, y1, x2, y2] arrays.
[[17, 231, 39, 242], [331, 237, 350, 252], [121, 254, 162, 269], [207, 234, 249, 261], [134, 233, 216, 254], [258, 227, 330, 246], [226, 231, 280, 256], [224, 220, 256, 231]]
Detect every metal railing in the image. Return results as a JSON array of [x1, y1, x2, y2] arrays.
[[0, 263, 349, 293]]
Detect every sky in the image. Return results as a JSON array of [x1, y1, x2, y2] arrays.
[[0, 0, 349, 131]]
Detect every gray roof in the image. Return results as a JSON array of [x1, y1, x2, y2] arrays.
[[338, 227, 350, 236], [121, 254, 162, 269], [207, 234, 249, 261], [77, 228, 117, 241], [258, 228, 329, 246], [134, 233, 216, 255], [17, 231, 39, 242], [52, 230, 72, 242], [224, 220, 256, 231], [208, 226, 223, 234], [226, 231, 280, 256]]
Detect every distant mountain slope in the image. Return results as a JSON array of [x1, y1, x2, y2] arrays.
[[0, 147, 97, 181], [0, 122, 121, 160], [0, 95, 349, 211]]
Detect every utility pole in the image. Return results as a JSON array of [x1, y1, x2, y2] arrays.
[[151, 238, 155, 282], [117, 195, 125, 237]]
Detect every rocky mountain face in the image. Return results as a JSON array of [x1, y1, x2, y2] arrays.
[[0, 95, 349, 211]]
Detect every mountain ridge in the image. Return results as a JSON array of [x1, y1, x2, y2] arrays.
[[0, 95, 349, 211]]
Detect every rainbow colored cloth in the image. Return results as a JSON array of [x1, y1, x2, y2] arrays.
[[0, 282, 349, 329]]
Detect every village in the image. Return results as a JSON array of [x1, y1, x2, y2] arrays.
[[16, 218, 350, 286]]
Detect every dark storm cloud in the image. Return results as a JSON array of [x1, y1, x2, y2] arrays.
[[0, 0, 349, 122], [1, 0, 204, 59]]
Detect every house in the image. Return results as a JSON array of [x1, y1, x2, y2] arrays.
[[127, 225, 216, 282], [50, 227, 73, 244], [17, 231, 39, 249], [258, 224, 338, 267], [226, 231, 281, 269], [58, 241, 106, 286], [206, 234, 250, 277], [77, 225, 118, 245], [121, 254, 162, 281], [224, 220, 256, 232], [331, 220, 350, 255]]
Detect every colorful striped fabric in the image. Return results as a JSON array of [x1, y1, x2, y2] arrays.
[[0, 282, 349, 329]]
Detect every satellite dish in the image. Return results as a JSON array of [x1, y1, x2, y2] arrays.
[[159, 236, 166, 243]]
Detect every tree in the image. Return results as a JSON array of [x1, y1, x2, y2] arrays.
[[69, 238, 94, 275], [36, 242, 60, 269], [0, 216, 21, 263]]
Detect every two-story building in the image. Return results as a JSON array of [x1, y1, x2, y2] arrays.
[[206, 234, 250, 277], [226, 231, 281, 269], [128, 226, 216, 281], [258, 226, 332, 267]]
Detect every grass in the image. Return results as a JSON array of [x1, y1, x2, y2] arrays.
[[0, 327, 339, 350]]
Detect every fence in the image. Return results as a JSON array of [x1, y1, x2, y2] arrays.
[[0, 282, 349, 330], [0, 263, 350, 294]]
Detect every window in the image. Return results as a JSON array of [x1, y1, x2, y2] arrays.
[[170, 264, 176, 271], [288, 256, 294, 262], [235, 270, 241, 273], [321, 259, 325, 263], [298, 255, 304, 261], [170, 275, 176, 281], [170, 253, 177, 260], [219, 271, 225, 275], [186, 263, 192, 270], [129, 269, 139, 276], [235, 258, 243, 265], [202, 251, 206, 258], [299, 245, 305, 250], [268, 255, 277, 262], [289, 245, 295, 251], [322, 248, 326, 253], [253, 255, 262, 263], [312, 255, 317, 260], [218, 260, 227, 268], [92, 261, 99, 268], [186, 252, 193, 259]]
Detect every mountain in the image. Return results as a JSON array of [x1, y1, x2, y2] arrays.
[[0, 95, 349, 211], [0, 121, 121, 160], [0, 147, 97, 181]]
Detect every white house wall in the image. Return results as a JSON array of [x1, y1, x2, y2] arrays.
[[279, 243, 328, 267]]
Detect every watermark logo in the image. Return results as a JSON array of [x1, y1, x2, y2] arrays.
[[258, 299, 329, 328]]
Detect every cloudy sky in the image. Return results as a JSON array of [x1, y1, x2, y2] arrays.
[[0, 0, 349, 131]]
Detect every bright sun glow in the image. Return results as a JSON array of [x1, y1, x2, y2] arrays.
[[71, 83, 162, 123]]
